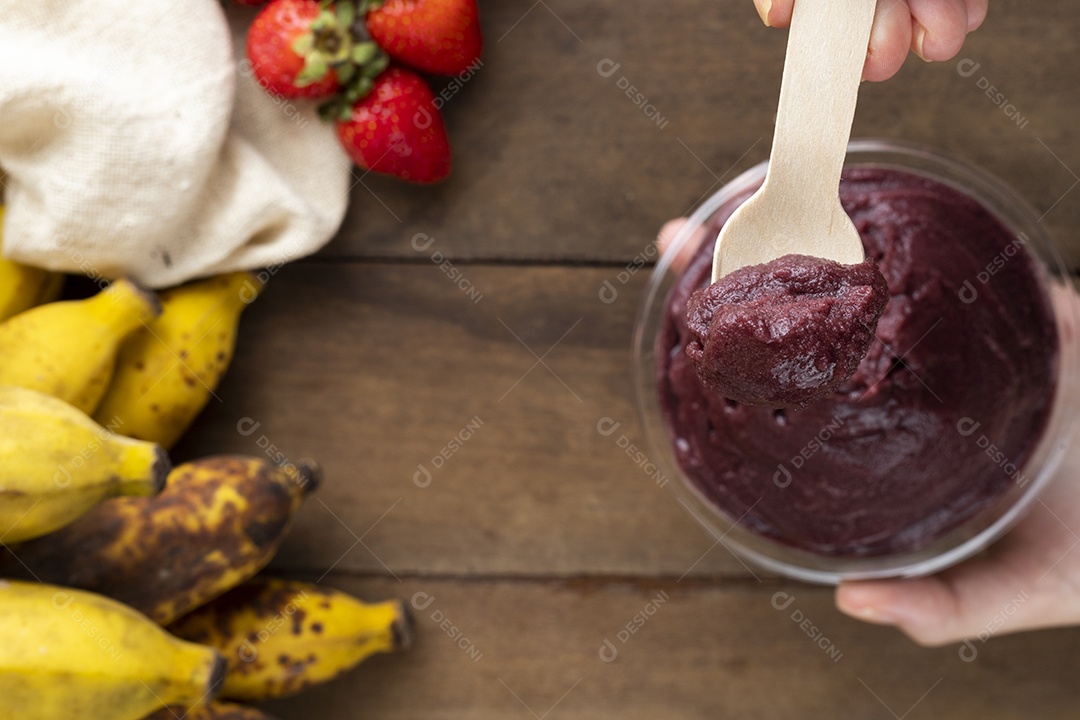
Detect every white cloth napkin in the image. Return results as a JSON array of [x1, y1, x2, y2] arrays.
[[0, 0, 351, 288]]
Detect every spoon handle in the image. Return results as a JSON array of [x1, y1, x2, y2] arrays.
[[762, 0, 875, 211]]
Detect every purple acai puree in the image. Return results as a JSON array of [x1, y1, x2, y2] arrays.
[[659, 167, 1059, 557], [685, 254, 889, 408]]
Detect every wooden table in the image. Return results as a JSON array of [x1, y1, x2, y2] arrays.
[[178, 1, 1080, 716]]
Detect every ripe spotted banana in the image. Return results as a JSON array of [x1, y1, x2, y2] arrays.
[[95, 272, 261, 449], [0, 206, 64, 322], [0, 580, 223, 720], [169, 579, 413, 701], [0, 385, 168, 544], [0, 455, 319, 624], [0, 277, 160, 413], [143, 702, 279, 720]]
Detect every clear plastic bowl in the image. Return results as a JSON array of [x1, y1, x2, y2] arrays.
[[634, 139, 1079, 584]]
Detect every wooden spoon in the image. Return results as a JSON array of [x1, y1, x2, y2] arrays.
[[711, 0, 876, 282]]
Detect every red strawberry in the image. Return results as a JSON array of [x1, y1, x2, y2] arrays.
[[366, 0, 482, 76], [335, 67, 451, 183], [247, 0, 380, 99]]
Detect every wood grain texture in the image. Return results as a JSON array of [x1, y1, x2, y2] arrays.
[[322, 0, 1080, 269], [260, 575, 1080, 719], [175, 261, 747, 578]]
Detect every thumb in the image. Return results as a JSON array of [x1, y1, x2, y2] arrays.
[[836, 575, 974, 647], [835, 549, 1067, 647]]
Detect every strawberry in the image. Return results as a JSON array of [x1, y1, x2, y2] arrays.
[[247, 0, 384, 99], [334, 67, 451, 183], [366, 0, 482, 76]]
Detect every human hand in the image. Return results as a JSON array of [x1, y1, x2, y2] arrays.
[[752, 0, 989, 81], [655, 218, 1080, 648]]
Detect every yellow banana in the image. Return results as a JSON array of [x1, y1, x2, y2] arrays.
[[143, 702, 279, 720], [0, 580, 223, 720], [0, 277, 160, 413], [169, 579, 413, 701], [95, 272, 260, 448], [0, 205, 65, 322], [0, 385, 168, 544], [0, 455, 319, 624]]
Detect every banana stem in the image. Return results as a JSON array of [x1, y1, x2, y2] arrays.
[[157, 641, 226, 711], [94, 279, 162, 333], [113, 440, 171, 497]]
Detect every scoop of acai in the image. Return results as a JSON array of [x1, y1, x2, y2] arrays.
[[685, 253, 889, 408]]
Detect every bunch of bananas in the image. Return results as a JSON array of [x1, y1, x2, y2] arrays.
[[0, 211, 412, 719]]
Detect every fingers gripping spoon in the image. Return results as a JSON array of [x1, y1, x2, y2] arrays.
[[711, 0, 876, 282]]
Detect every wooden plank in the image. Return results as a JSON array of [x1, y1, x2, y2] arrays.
[[322, 0, 1080, 269], [174, 262, 748, 578], [261, 575, 1080, 719]]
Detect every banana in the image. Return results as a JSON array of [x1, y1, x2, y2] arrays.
[[143, 702, 280, 720], [0, 580, 224, 720], [0, 277, 160, 413], [95, 272, 261, 448], [169, 579, 413, 701], [0, 205, 65, 322], [0, 385, 168, 544], [0, 455, 319, 624]]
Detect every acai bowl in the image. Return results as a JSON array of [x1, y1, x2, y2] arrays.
[[633, 139, 1079, 584]]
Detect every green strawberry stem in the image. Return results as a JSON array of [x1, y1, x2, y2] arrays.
[[318, 47, 390, 122], [293, 0, 387, 89]]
